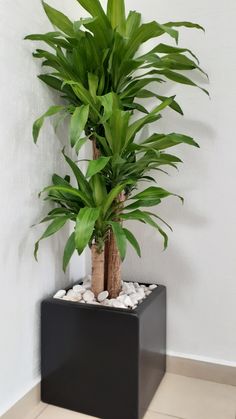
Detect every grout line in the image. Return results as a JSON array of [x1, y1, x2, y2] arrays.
[[148, 409, 186, 419], [32, 404, 48, 419]]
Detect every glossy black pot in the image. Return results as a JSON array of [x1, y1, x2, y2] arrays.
[[41, 284, 166, 419]]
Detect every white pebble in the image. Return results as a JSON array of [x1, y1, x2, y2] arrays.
[[112, 300, 126, 309], [97, 291, 109, 303], [83, 290, 95, 303], [124, 296, 134, 307], [73, 285, 86, 294], [149, 284, 157, 290], [53, 290, 66, 299]]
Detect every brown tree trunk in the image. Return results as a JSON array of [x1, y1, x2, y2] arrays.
[[107, 192, 126, 298], [92, 137, 100, 160], [104, 230, 110, 291], [91, 244, 105, 297], [107, 232, 122, 298]]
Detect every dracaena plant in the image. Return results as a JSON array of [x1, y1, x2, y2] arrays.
[[27, 0, 208, 297]]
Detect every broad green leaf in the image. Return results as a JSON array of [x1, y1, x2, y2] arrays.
[[164, 21, 205, 31], [69, 105, 89, 147], [123, 228, 141, 257], [76, 0, 110, 29], [136, 90, 183, 115], [62, 151, 92, 197], [131, 186, 182, 202], [63, 232, 76, 272], [42, 2, 74, 36], [124, 22, 179, 59], [33, 105, 64, 143], [98, 92, 117, 123], [109, 222, 127, 261], [142, 132, 199, 149], [75, 137, 88, 155], [86, 157, 111, 178], [75, 207, 100, 254], [34, 216, 68, 260], [43, 185, 92, 206], [126, 11, 141, 39], [125, 198, 162, 210], [138, 43, 200, 63], [126, 97, 174, 145], [156, 69, 209, 95], [120, 210, 169, 249], [102, 181, 133, 216], [88, 73, 99, 99], [90, 174, 107, 206], [107, 0, 126, 35]]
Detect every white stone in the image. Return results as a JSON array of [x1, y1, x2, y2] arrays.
[[101, 299, 111, 306], [124, 296, 134, 308], [123, 282, 136, 295], [145, 290, 152, 296], [53, 290, 66, 299], [66, 290, 82, 301], [149, 284, 157, 290], [117, 295, 126, 303], [73, 285, 86, 294], [112, 300, 126, 309], [83, 290, 95, 303], [135, 293, 143, 302], [97, 291, 109, 303], [132, 305, 138, 310], [129, 293, 139, 305], [137, 288, 145, 298]]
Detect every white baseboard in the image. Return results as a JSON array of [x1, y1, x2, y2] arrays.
[[167, 353, 236, 386], [0, 383, 45, 419]]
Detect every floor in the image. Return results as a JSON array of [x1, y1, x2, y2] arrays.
[[26, 373, 236, 419]]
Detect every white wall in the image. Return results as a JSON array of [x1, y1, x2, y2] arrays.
[[120, 0, 236, 365], [1, 0, 236, 415], [0, 0, 85, 415]]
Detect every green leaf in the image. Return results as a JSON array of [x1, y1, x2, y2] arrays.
[[126, 11, 141, 39], [90, 174, 107, 206], [75, 207, 100, 254], [42, 2, 74, 36], [86, 157, 111, 178], [34, 216, 68, 260], [43, 185, 92, 206], [107, 0, 126, 35], [69, 105, 89, 147], [88, 73, 99, 99], [124, 22, 179, 59], [63, 232, 76, 272], [102, 181, 133, 217], [75, 137, 88, 155], [156, 69, 209, 95], [126, 97, 174, 145], [109, 222, 127, 261], [123, 228, 141, 257], [76, 0, 110, 29], [120, 210, 169, 249], [33, 105, 64, 143], [62, 151, 92, 197], [142, 132, 199, 149], [138, 43, 200, 63], [164, 21, 205, 31], [132, 186, 182, 202], [125, 198, 162, 210]]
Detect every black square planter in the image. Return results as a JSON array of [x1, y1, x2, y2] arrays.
[[41, 284, 166, 419]]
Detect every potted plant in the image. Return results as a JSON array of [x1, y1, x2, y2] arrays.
[[25, 1, 207, 418]]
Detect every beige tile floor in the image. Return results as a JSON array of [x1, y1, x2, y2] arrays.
[[26, 373, 236, 419]]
